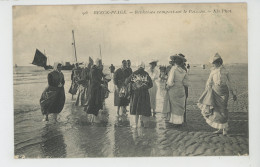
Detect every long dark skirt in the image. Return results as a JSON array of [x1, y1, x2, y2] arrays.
[[84, 86, 103, 116], [130, 89, 151, 117], [69, 81, 78, 95], [75, 85, 88, 106], [40, 86, 65, 115], [114, 86, 129, 107]]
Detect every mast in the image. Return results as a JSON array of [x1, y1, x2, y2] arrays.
[[72, 30, 78, 62], [99, 44, 102, 60]]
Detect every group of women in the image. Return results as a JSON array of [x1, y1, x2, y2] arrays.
[[40, 57, 109, 122], [39, 53, 237, 135]]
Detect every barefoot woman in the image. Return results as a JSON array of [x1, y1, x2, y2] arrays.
[[40, 63, 66, 121]]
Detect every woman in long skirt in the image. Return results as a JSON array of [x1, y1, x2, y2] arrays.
[[84, 59, 104, 122], [75, 61, 92, 106], [162, 55, 189, 126], [125, 60, 133, 109], [40, 63, 66, 121], [69, 63, 81, 99], [147, 60, 159, 117], [197, 53, 237, 135], [114, 60, 129, 115], [125, 62, 153, 128]]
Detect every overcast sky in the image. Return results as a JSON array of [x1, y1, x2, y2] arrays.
[[13, 3, 247, 66]]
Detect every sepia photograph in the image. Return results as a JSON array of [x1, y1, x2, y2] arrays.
[[12, 3, 249, 159]]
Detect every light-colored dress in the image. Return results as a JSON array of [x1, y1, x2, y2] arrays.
[[162, 66, 189, 124], [197, 65, 235, 129], [147, 67, 159, 110]]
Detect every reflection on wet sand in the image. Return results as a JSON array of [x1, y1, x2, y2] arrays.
[[113, 114, 159, 157], [132, 126, 159, 157], [62, 103, 113, 157], [114, 114, 135, 157], [41, 124, 67, 158]]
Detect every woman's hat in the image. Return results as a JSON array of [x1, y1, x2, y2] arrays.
[[170, 54, 178, 61], [89, 57, 94, 65], [137, 61, 145, 69], [170, 54, 186, 62], [149, 59, 158, 65], [209, 53, 222, 64], [178, 53, 187, 62], [95, 58, 102, 66]]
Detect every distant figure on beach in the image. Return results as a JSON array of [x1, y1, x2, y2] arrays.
[[113, 60, 129, 115], [75, 59, 93, 106], [147, 60, 159, 117], [187, 63, 190, 72], [197, 53, 237, 135], [125, 62, 153, 128], [109, 64, 115, 78], [40, 63, 66, 122], [162, 55, 189, 126], [69, 63, 81, 99], [84, 58, 105, 122]]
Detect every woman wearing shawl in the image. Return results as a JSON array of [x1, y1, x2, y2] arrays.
[[197, 53, 237, 135], [84, 58, 105, 121], [69, 63, 81, 99], [125, 62, 153, 128], [162, 55, 189, 126], [147, 60, 160, 117], [40, 63, 66, 121], [75, 59, 93, 106]]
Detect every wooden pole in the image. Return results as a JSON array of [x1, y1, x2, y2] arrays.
[[99, 44, 102, 60], [72, 30, 78, 62]]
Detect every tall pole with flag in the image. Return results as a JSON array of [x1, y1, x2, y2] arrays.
[[72, 30, 78, 63]]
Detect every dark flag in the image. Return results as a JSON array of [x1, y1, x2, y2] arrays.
[[32, 49, 47, 67]]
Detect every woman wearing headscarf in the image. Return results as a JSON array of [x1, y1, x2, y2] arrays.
[[125, 62, 153, 128], [75, 59, 93, 106], [147, 60, 159, 117], [197, 53, 237, 135], [40, 63, 66, 121], [162, 55, 189, 126], [84, 58, 105, 122]]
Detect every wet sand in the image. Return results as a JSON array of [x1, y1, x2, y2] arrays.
[[14, 64, 248, 158]]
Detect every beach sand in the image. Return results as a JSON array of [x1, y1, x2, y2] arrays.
[[14, 64, 248, 158]]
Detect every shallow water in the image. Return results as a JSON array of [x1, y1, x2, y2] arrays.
[[14, 65, 249, 158]]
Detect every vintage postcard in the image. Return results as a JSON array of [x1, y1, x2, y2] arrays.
[[13, 3, 248, 158]]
